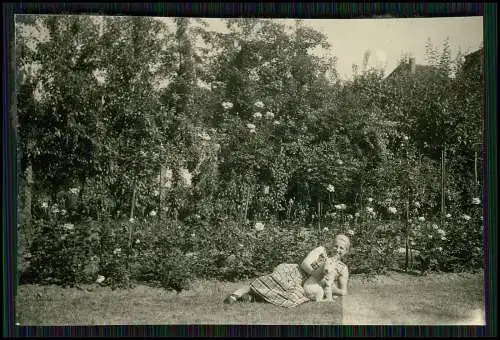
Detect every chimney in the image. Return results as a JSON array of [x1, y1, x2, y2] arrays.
[[409, 57, 416, 74]]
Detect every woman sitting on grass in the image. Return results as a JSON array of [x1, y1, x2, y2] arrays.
[[223, 234, 350, 308]]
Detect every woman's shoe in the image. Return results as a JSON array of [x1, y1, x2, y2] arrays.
[[223, 294, 238, 304], [240, 293, 254, 302]]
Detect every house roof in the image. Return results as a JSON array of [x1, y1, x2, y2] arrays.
[[384, 61, 441, 82], [461, 48, 483, 74]]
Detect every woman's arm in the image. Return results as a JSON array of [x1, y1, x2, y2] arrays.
[[300, 246, 327, 276], [331, 267, 349, 296]]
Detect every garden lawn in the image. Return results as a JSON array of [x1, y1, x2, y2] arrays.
[[15, 271, 485, 325]]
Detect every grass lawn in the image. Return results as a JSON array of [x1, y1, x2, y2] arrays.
[[15, 271, 485, 325]]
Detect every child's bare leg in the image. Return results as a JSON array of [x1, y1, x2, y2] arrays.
[[231, 285, 252, 299], [323, 285, 333, 301]]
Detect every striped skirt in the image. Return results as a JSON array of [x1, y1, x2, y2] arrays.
[[249, 263, 310, 308]]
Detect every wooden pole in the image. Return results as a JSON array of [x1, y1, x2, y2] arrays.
[[130, 180, 137, 220], [159, 167, 163, 221], [405, 190, 410, 271], [441, 145, 446, 220], [243, 185, 250, 225], [474, 150, 478, 185], [317, 200, 321, 232]]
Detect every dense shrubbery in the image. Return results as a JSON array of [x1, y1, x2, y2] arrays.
[[21, 199, 483, 291]]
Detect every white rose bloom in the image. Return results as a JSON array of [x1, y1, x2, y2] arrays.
[[222, 101, 233, 109], [96, 275, 105, 284], [265, 111, 274, 119], [255, 222, 265, 231], [63, 223, 75, 231], [254, 101, 264, 108], [253, 112, 262, 119]]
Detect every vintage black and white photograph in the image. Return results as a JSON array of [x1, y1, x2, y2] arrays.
[[15, 14, 485, 325]]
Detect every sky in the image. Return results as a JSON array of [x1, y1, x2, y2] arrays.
[[195, 17, 483, 80]]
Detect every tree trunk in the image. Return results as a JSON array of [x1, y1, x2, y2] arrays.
[[23, 163, 33, 228], [22, 163, 34, 245]]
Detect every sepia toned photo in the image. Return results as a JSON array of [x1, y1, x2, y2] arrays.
[[15, 14, 485, 325]]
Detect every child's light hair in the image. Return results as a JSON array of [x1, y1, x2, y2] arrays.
[[335, 234, 351, 252]]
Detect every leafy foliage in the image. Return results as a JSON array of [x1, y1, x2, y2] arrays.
[[17, 16, 484, 290]]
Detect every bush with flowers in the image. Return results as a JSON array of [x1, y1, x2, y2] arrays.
[[27, 218, 103, 286]]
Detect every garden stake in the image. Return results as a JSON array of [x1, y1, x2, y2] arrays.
[[130, 180, 137, 220], [441, 144, 446, 221]]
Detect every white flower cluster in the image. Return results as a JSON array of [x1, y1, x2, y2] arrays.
[[197, 131, 211, 141]]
